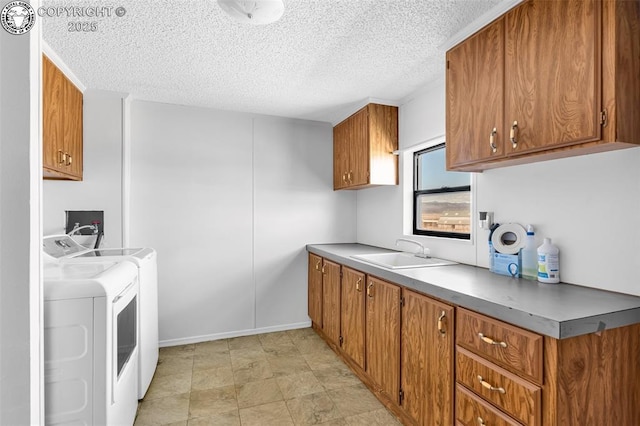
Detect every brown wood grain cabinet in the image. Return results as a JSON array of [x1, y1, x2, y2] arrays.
[[446, 0, 640, 172], [340, 267, 366, 369], [333, 103, 398, 190], [400, 289, 454, 426], [307, 252, 640, 425], [43, 54, 83, 180], [365, 276, 401, 403], [307, 253, 323, 328], [320, 259, 341, 346]]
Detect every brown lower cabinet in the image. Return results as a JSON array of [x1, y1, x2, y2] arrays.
[[401, 289, 454, 426], [365, 276, 401, 403], [340, 267, 366, 369], [307, 254, 640, 426]]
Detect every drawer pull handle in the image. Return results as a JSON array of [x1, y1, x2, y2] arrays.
[[477, 417, 486, 426], [437, 311, 446, 335], [477, 375, 506, 394], [356, 277, 362, 292], [510, 120, 518, 148], [489, 127, 497, 153], [478, 333, 508, 348]]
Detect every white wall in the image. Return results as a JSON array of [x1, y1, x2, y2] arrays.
[[0, 1, 42, 421], [357, 80, 640, 296], [43, 90, 126, 248], [129, 101, 356, 345]]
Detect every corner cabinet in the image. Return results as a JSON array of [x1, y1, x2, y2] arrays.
[[333, 103, 398, 190], [43, 54, 83, 180], [446, 0, 640, 172]]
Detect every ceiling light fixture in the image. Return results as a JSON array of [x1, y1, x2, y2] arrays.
[[217, 0, 285, 25]]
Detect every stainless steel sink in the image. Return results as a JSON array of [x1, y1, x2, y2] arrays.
[[351, 252, 457, 269]]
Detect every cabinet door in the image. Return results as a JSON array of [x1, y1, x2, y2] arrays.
[[43, 55, 66, 174], [446, 18, 505, 169], [308, 254, 323, 327], [322, 260, 341, 345], [504, 0, 601, 154], [63, 76, 83, 179], [340, 267, 365, 369], [333, 122, 349, 190], [348, 107, 369, 186], [366, 276, 400, 402], [401, 290, 454, 426]]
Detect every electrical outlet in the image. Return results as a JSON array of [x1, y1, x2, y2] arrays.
[[65, 210, 104, 235]]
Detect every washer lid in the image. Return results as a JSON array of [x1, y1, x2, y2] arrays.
[[44, 261, 138, 300], [75, 248, 144, 257]]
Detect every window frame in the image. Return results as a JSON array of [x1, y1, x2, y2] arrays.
[[413, 143, 471, 240]]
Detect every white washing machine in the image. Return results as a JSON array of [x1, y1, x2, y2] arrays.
[[43, 235, 159, 399], [43, 258, 139, 425]]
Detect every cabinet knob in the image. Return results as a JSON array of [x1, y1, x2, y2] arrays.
[[477, 375, 506, 394], [510, 121, 518, 149], [489, 128, 497, 153]]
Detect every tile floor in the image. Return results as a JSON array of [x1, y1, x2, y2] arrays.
[[134, 328, 402, 426]]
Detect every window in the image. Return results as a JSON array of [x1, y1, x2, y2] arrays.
[[414, 143, 471, 239]]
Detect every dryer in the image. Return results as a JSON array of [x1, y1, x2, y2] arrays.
[[43, 235, 159, 399], [44, 259, 139, 425]]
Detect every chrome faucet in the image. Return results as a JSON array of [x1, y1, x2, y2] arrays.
[[396, 238, 430, 258]]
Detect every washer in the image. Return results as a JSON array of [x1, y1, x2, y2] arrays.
[[43, 235, 159, 399], [44, 258, 139, 425]]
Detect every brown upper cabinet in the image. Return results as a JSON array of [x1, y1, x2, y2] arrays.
[[43, 54, 83, 180], [333, 103, 398, 190], [446, 0, 640, 172]]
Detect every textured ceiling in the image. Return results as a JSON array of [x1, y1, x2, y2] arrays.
[[42, 0, 502, 122]]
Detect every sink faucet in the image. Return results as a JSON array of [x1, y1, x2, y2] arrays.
[[396, 238, 430, 258]]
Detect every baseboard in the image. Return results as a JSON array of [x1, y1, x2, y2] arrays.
[[158, 321, 312, 348]]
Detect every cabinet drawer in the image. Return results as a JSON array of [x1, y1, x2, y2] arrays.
[[456, 308, 543, 383], [456, 347, 541, 426], [456, 384, 523, 426]]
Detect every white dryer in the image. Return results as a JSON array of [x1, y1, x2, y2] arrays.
[[43, 235, 159, 399], [44, 258, 139, 425]]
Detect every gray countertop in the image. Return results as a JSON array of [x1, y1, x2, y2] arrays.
[[306, 243, 640, 339]]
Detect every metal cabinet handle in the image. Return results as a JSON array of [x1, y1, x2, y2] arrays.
[[356, 277, 362, 292], [342, 172, 347, 183], [489, 127, 497, 153], [347, 171, 353, 183], [477, 416, 486, 426], [367, 282, 374, 298], [315, 260, 321, 271], [58, 150, 66, 165], [66, 154, 72, 166], [478, 333, 508, 348], [477, 375, 506, 394], [437, 311, 447, 336], [321, 265, 325, 274], [510, 121, 518, 148]]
